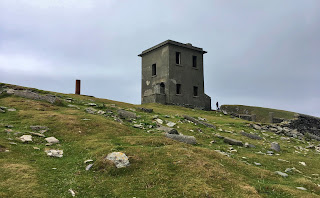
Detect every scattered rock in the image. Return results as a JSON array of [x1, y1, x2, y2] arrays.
[[166, 121, 176, 127], [183, 115, 216, 129], [85, 107, 97, 114], [68, 189, 76, 197], [285, 168, 292, 173], [118, 110, 137, 119], [45, 149, 63, 158], [5, 125, 13, 128], [85, 164, 94, 171], [45, 137, 60, 144], [223, 137, 243, 146], [87, 103, 97, 106], [29, 132, 45, 137], [33, 147, 40, 150], [167, 128, 179, 135], [296, 187, 307, 191], [19, 135, 32, 142], [155, 118, 163, 125], [275, 171, 288, 177], [240, 131, 262, 140], [252, 124, 261, 130], [299, 161, 306, 166], [244, 142, 256, 148], [137, 107, 153, 113], [84, 159, 94, 163], [254, 162, 261, 166], [30, 126, 48, 131], [133, 124, 143, 129], [266, 151, 274, 155], [270, 142, 281, 152], [9, 142, 17, 145], [97, 110, 106, 115], [210, 140, 215, 144], [165, 133, 197, 145], [156, 126, 178, 134], [7, 108, 16, 112], [105, 152, 130, 168], [67, 104, 80, 109]]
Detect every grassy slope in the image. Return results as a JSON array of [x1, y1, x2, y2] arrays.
[[0, 86, 319, 197], [220, 105, 296, 123]]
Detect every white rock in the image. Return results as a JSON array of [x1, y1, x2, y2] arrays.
[[299, 161, 306, 166], [155, 118, 163, 125], [296, 187, 307, 191], [275, 171, 288, 177], [254, 162, 261, 166], [7, 108, 16, 112], [19, 135, 32, 142], [45, 149, 63, 158], [86, 164, 93, 171], [84, 159, 94, 163], [166, 121, 176, 127], [45, 137, 60, 144], [105, 152, 130, 168], [68, 189, 76, 197]]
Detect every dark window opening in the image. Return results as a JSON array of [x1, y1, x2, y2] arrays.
[[176, 84, 181, 94], [192, 56, 197, 68], [193, 86, 198, 96], [152, 64, 156, 76], [160, 83, 165, 94], [176, 52, 181, 65]]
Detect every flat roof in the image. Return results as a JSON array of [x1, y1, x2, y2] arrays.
[[138, 40, 207, 57]]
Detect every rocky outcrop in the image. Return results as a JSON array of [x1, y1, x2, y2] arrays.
[[10, 90, 60, 104], [288, 114, 320, 136], [183, 115, 216, 129]]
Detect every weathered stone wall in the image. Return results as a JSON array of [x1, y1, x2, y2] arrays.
[[289, 114, 320, 136]]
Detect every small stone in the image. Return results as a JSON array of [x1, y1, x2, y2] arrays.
[[87, 103, 97, 106], [218, 128, 223, 132], [5, 125, 13, 128], [105, 152, 130, 168], [299, 161, 306, 166], [165, 133, 197, 144], [266, 151, 274, 155], [244, 142, 256, 148], [223, 137, 243, 146], [275, 171, 288, 177], [133, 124, 143, 129], [45, 149, 63, 158], [270, 142, 281, 152], [45, 137, 60, 144], [19, 135, 32, 142], [252, 124, 261, 130], [85, 164, 93, 171], [254, 162, 261, 166], [166, 121, 176, 127], [9, 142, 17, 145], [33, 147, 40, 150], [29, 132, 45, 137], [155, 118, 163, 125], [7, 108, 16, 112], [97, 110, 106, 115], [30, 126, 48, 131], [82, 118, 91, 121], [296, 187, 307, 191], [285, 168, 292, 173], [4, 129, 13, 133], [68, 189, 76, 197], [84, 159, 94, 163], [85, 107, 97, 114], [210, 140, 215, 144]]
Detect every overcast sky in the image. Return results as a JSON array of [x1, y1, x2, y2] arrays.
[[0, 0, 319, 117]]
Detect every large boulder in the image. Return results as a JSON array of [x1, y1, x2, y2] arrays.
[[117, 110, 137, 119], [165, 133, 197, 145], [19, 135, 32, 142], [270, 142, 281, 152], [223, 137, 243, 146], [105, 152, 130, 168]]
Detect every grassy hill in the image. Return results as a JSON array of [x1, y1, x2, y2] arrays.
[[0, 83, 320, 197], [220, 105, 296, 123]]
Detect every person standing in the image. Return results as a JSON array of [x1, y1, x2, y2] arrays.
[[216, 102, 219, 110]]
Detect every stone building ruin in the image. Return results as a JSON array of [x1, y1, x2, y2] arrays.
[[138, 40, 211, 110]]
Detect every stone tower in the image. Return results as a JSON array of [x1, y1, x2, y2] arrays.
[[138, 40, 211, 110]]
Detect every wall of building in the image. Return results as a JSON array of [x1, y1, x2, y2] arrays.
[[141, 45, 169, 104], [167, 44, 210, 110]]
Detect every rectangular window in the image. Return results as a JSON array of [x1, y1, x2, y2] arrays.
[[192, 56, 197, 68], [176, 84, 181, 94], [193, 86, 198, 96], [152, 64, 156, 76], [176, 52, 181, 65]]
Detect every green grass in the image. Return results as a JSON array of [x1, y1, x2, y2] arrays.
[[0, 84, 320, 197], [220, 104, 296, 123]]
